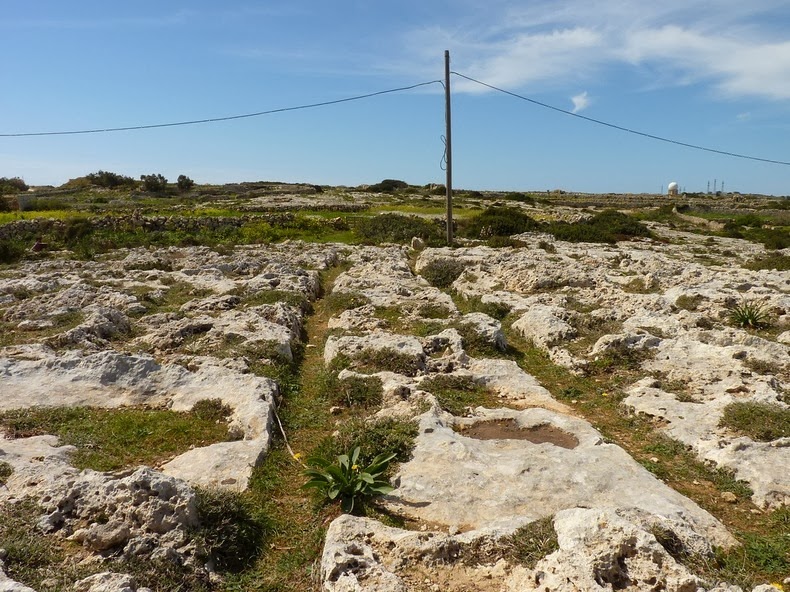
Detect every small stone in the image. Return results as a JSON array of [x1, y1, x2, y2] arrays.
[[650, 457, 659, 463], [330, 406, 343, 415], [721, 492, 738, 504]]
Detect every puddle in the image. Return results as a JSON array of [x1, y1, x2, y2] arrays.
[[457, 418, 579, 449]]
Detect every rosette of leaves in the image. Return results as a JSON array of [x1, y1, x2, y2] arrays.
[[303, 447, 396, 513], [729, 300, 770, 329]]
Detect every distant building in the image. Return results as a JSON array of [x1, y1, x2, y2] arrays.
[[667, 182, 679, 196]]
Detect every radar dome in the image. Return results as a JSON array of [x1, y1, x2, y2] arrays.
[[668, 182, 678, 190]]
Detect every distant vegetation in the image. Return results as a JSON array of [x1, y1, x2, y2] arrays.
[[459, 206, 652, 244], [0, 177, 28, 194]]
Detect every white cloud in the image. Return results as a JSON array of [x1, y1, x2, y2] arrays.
[[571, 91, 590, 113], [406, 0, 790, 101]]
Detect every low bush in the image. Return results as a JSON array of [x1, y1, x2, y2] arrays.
[[366, 179, 409, 192], [419, 258, 466, 288], [0, 239, 25, 264], [177, 174, 195, 192], [547, 210, 651, 244], [193, 488, 270, 571], [355, 213, 442, 245], [86, 170, 136, 188], [0, 176, 28, 193], [140, 173, 168, 193], [461, 206, 540, 239], [744, 253, 790, 271]]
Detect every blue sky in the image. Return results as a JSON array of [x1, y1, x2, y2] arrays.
[[2, 1, 790, 195]]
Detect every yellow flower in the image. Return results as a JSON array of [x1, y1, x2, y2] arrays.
[[601, 392, 609, 397], [352, 464, 360, 471], [293, 452, 303, 461]]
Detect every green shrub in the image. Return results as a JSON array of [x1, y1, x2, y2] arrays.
[[140, 173, 168, 193], [366, 179, 408, 192], [419, 258, 466, 288], [0, 461, 12, 485], [744, 253, 790, 271], [85, 170, 136, 188], [336, 348, 423, 377], [758, 228, 790, 250], [503, 192, 536, 204], [303, 447, 396, 513], [720, 402, 790, 441], [0, 239, 25, 264], [193, 488, 270, 571], [547, 210, 651, 244], [177, 174, 195, 192], [355, 213, 442, 245], [462, 206, 540, 239], [0, 176, 28, 193]]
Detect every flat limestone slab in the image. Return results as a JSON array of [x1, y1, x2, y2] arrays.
[[388, 407, 735, 549]]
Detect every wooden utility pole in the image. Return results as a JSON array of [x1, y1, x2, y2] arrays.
[[444, 50, 453, 245]]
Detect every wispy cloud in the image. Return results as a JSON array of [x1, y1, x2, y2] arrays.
[[571, 91, 590, 113], [405, 0, 790, 101]]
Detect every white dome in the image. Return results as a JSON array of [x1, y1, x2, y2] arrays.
[[668, 182, 679, 190]]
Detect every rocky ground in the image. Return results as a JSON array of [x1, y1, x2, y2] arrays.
[[0, 199, 787, 591]]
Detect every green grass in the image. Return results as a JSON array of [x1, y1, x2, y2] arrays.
[[419, 374, 500, 416], [744, 253, 790, 271], [0, 404, 232, 472], [503, 517, 559, 569], [719, 402, 790, 442]]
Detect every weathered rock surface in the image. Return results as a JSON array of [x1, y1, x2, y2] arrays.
[[72, 572, 152, 592], [388, 407, 735, 549]]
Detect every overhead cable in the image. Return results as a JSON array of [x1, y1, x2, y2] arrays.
[[0, 80, 443, 137], [452, 71, 790, 167]]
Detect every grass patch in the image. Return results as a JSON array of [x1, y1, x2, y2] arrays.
[[193, 488, 271, 572], [328, 374, 384, 409], [744, 253, 790, 271], [0, 404, 232, 472], [719, 402, 790, 441], [0, 460, 12, 485], [420, 374, 499, 416], [314, 416, 418, 469], [503, 517, 559, 568], [335, 348, 424, 377]]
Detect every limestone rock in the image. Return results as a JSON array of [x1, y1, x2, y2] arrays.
[[512, 304, 575, 350], [72, 572, 152, 592], [505, 508, 706, 592], [388, 407, 735, 548]]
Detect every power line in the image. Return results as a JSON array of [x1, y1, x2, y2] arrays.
[[0, 80, 443, 137], [452, 71, 790, 167]]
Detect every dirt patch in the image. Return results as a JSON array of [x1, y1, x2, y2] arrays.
[[457, 419, 579, 449]]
